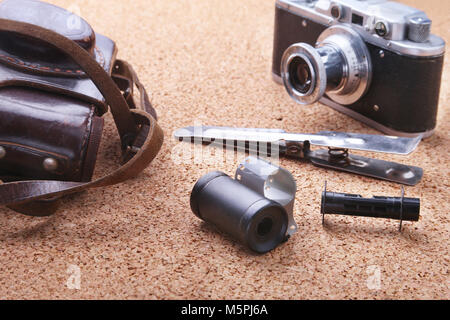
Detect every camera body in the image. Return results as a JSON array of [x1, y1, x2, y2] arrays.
[[272, 0, 445, 137]]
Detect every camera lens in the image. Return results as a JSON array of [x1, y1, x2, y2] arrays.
[[281, 43, 326, 105], [281, 26, 372, 106], [288, 56, 312, 94]]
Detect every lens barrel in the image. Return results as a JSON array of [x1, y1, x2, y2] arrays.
[[281, 25, 372, 106], [190, 171, 289, 253]]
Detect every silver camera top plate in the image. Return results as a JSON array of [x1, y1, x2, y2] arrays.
[[276, 0, 445, 57]]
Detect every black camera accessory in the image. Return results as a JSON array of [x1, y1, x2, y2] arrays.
[[175, 126, 423, 186], [321, 182, 420, 231], [190, 157, 297, 253]]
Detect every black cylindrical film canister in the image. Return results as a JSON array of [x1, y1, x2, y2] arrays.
[[190, 171, 289, 253]]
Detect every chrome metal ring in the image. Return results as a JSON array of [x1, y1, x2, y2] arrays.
[[316, 25, 372, 105], [281, 43, 327, 105]]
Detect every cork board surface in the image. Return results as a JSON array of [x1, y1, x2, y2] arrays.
[[0, 0, 448, 299]]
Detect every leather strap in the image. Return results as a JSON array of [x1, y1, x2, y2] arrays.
[[112, 59, 158, 120], [0, 19, 164, 216]]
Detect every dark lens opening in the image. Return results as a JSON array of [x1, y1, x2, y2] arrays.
[[288, 56, 312, 94], [257, 217, 273, 237]]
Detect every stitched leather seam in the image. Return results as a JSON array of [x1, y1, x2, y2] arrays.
[[0, 81, 109, 116], [0, 141, 68, 176], [78, 105, 94, 175], [0, 141, 69, 160], [0, 46, 105, 76], [94, 47, 105, 69]]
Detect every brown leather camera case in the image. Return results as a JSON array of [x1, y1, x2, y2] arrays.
[[0, 0, 164, 216]]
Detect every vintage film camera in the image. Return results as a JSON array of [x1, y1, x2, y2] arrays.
[[272, 0, 445, 137]]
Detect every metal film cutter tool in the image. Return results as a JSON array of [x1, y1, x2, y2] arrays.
[[174, 126, 423, 186]]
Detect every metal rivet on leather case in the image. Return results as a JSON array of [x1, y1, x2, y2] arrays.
[[43, 158, 58, 171], [0, 146, 6, 159]]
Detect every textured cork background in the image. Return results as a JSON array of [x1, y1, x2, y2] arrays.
[[0, 0, 448, 300]]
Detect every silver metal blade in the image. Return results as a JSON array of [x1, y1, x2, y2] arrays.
[[309, 149, 423, 186], [174, 126, 421, 155], [315, 131, 422, 155], [174, 126, 286, 142]]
